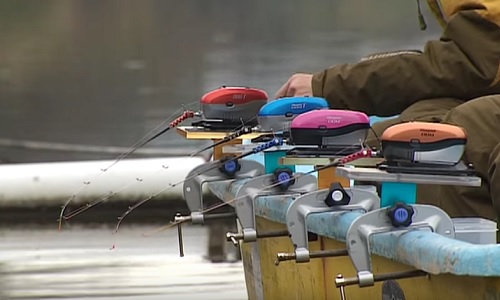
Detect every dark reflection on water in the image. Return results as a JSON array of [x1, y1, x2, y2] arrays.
[[0, 0, 441, 163]]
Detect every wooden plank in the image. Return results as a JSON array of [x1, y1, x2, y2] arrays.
[[318, 167, 350, 189], [213, 138, 241, 160], [176, 126, 263, 140], [243, 217, 326, 300], [280, 156, 383, 167]]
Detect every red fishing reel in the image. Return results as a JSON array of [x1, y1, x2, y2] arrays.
[[193, 86, 268, 130]]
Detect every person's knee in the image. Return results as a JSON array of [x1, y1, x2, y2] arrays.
[[366, 97, 464, 149], [443, 95, 500, 127], [399, 98, 464, 122]]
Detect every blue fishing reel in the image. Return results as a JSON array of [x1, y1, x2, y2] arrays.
[[257, 96, 329, 133]]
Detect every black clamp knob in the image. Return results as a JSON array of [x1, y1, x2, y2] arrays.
[[324, 182, 350, 207], [386, 202, 414, 227], [218, 155, 241, 177], [273, 168, 295, 191]]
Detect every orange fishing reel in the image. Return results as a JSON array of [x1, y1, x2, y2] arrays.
[[377, 121, 476, 176]]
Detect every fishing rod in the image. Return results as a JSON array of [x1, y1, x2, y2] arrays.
[[61, 124, 258, 221], [58, 86, 270, 227], [57, 102, 200, 230], [111, 137, 286, 238], [110, 97, 340, 238], [61, 91, 328, 224], [61, 108, 265, 222]]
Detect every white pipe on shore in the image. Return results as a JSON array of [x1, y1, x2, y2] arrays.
[[0, 138, 199, 156], [0, 156, 207, 207]]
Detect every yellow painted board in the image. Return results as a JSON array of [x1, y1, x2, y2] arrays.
[[242, 217, 327, 300], [318, 167, 350, 189], [280, 156, 383, 167], [213, 138, 241, 160], [176, 126, 263, 140]]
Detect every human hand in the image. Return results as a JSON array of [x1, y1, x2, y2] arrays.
[[274, 73, 313, 99]]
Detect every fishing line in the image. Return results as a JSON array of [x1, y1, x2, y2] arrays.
[[62, 115, 263, 223], [142, 146, 373, 238], [188, 116, 258, 158], [63, 131, 245, 220], [141, 142, 374, 237], [108, 136, 285, 248], [369, 126, 382, 150], [58, 101, 199, 230]]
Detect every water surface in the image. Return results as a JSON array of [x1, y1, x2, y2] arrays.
[[0, 225, 247, 300]]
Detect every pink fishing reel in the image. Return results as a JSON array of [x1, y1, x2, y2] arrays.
[[288, 109, 370, 156]]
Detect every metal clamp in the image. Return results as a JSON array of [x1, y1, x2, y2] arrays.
[[344, 203, 455, 287], [282, 185, 380, 263], [183, 159, 265, 224], [225, 172, 317, 244]]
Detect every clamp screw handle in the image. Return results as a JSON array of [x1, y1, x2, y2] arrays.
[[273, 168, 295, 191], [336, 274, 348, 300], [218, 155, 241, 177], [387, 202, 415, 227], [324, 182, 351, 206], [174, 212, 185, 257], [225, 232, 240, 247]]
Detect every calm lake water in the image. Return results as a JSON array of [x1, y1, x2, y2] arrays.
[[0, 225, 247, 300], [0, 1, 443, 298], [0, 0, 441, 163]]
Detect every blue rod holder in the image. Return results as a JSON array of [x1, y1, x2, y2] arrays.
[[380, 182, 417, 207]]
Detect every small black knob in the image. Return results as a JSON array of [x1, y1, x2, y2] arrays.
[[273, 168, 295, 191], [324, 182, 350, 207], [219, 155, 241, 177], [387, 202, 414, 227]]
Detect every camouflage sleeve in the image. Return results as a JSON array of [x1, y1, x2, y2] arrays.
[[311, 11, 500, 117]]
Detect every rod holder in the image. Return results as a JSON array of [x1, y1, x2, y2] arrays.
[[229, 172, 317, 244], [285, 185, 379, 263], [345, 203, 454, 287], [183, 159, 264, 224]]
